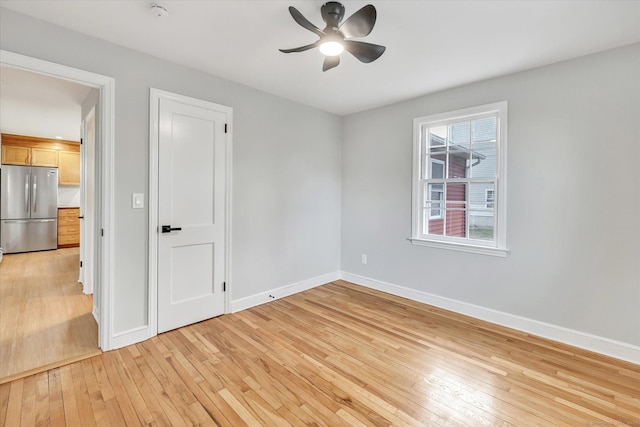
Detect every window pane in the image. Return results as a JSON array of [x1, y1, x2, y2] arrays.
[[446, 183, 466, 202], [470, 142, 496, 178], [425, 210, 444, 235], [469, 182, 494, 241], [449, 121, 470, 150], [469, 183, 494, 210], [446, 150, 468, 179], [429, 126, 447, 147], [472, 117, 497, 143], [446, 208, 466, 237], [469, 214, 494, 241], [431, 160, 444, 179], [426, 183, 444, 219], [430, 152, 446, 164], [445, 183, 467, 237]]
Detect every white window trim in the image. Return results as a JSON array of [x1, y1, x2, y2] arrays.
[[411, 101, 508, 257]]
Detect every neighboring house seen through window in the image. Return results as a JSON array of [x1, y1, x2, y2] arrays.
[[411, 101, 508, 256]]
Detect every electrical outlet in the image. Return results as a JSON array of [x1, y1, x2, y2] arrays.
[[361, 254, 367, 265]]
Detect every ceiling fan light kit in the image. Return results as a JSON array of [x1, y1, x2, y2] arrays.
[[279, 2, 386, 71]]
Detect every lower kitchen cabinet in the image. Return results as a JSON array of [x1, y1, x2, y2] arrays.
[[58, 207, 80, 248]]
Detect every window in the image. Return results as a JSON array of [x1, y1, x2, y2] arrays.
[[411, 101, 508, 256]]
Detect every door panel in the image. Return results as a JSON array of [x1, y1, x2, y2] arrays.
[[1, 165, 30, 220], [1, 219, 57, 253], [157, 97, 227, 333], [170, 243, 214, 302], [170, 113, 215, 226], [30, 167, 58, 219]]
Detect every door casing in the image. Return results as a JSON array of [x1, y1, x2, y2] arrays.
[[0, 50, 116, 351], [148, 88, 233, 337]]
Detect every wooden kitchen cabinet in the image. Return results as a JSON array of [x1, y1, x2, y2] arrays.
[[31, 147, 59, 167], [58, 151, 81, 185], [1, 144, 31, 165], [1, 144, 58, 167], [58, 207, 80, 248], [1, 134, 79, 172]]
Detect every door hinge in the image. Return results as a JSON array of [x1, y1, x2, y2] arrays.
[[223, 282, 226, 292], [80, 138, 83, 145], [101, 228, 104, 237], [224, 123, 228, 134], [80, 261, 83, 267]]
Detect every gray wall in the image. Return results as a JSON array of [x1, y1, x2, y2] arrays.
[[341, 43, 640, 346], [0, 9, 342, 334]]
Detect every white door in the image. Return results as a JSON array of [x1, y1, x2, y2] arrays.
[[157, 95, 228, 333]]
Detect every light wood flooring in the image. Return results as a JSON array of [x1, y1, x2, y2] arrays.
[[0, 248, 100, 383], [1, 280, 639, 426]]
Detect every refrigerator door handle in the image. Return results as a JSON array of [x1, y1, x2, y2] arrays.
[[25, 174, 30, 213], [32, 174, 38, 212], [33, 219, 55, 223], [2, 220, 29, 223]]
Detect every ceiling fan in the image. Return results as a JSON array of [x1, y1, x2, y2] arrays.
[[279, 2, 386, 72]]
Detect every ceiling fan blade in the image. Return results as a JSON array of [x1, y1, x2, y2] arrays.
[[288, 6, 325, 37], [279, 41, 320, 54], [323, 56, 340, 72], [343, 40, 386, 63], [339, 4, 377, 39]]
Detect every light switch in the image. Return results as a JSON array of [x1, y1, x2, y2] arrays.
[[132, 193, 144, 209]]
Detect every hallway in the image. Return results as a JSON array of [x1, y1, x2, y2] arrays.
[[0, 247, 100, 383]]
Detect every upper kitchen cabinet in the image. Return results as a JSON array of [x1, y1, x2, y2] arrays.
[[2, 143, 58, 167], [58, 151, 80, 185], [1, 134, 80, 182]]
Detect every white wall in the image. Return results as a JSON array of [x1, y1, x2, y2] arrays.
[[0, 8, 342, 335], [341, 43, 640, 347], [57, 185, 80, 207]]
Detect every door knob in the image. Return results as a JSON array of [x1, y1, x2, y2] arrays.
[[161, 225, 182, 233]]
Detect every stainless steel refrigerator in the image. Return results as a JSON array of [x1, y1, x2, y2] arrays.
[[1, 165, 58, 253]]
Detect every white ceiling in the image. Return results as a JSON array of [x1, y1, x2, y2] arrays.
[[0, 65, 92, 141], [1, 1, 639, 116]]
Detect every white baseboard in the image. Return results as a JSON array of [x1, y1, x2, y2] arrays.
[[92, 306, 100, 325], [230, 271, 341, 313], [110, 325, 152, 350], [340, 272, 640, 365]]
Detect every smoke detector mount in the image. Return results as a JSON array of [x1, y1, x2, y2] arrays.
[[150, 3, 169, 18]]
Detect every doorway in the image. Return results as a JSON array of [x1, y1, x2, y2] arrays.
[[0, 50, 115, 381]]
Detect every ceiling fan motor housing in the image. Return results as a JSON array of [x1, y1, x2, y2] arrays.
[[321, 2, 346, 29]]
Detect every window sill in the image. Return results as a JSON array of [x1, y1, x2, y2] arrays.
[[408, 238, 509, 257]]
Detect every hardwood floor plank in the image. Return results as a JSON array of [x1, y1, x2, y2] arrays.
[[69, 362, 97, 427], [18, 369, 36, 426], [47, 369, 65, 427], [0, 281, 637, 426], [60, 365, 82, 426], [3, 378, 23, 427], [0, 382, 11, 426], [33, 372, 50, 427]]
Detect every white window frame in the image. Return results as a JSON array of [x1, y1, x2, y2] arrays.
[[410, 101, 508, 257]]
